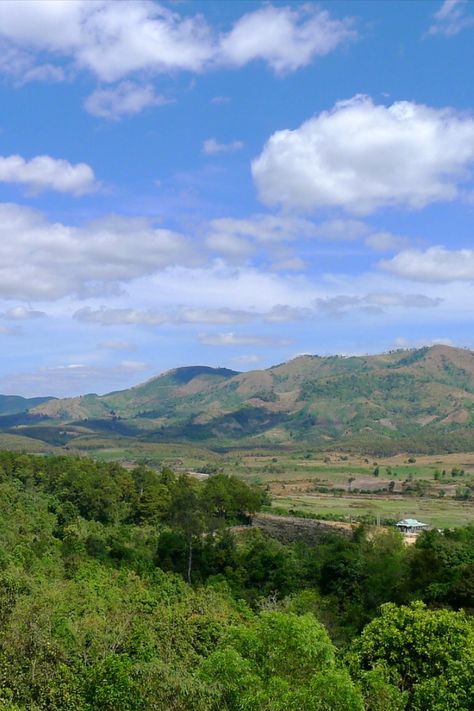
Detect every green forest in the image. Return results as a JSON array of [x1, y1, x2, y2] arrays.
[[0, 452, 473, 709]]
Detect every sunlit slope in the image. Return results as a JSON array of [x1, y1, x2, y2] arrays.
[[24, 346, 474, 451]]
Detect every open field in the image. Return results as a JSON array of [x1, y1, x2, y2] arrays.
[[270, 493, 474, 529], [2, 433, 473, 530]]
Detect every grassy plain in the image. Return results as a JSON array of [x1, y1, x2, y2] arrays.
[[271, 493, 474, 529], [228, 451, 474, 528]]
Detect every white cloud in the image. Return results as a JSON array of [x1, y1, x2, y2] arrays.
[[206, 232, 255, 260], [0, 154, 97, 195], [0, 203, 197, 300], [202, 138, 244, 155], [84, 81, 170, 120], [380, 246, 474, 282], [264, 305, 312, 322], [75, 308, 167, 326], [252, 95, 474, 214], [2, 306, 46, 320], [312, 219, 370, 241], [0, 1, 355, 84], [219, 4, 355, 74], [197, 332, 290, 347], [0, 0, 214, 82], [21, 63, 65, 84], [429, 0, 474, 36], [314, 292, 442, 316], [178, 307, 254, 325], [74, 305, 257, 326], [207, 214, 321, 245], [80, 298, 426, 328]]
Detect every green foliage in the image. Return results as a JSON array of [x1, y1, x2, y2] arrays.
[[199, 612, 363, 710], [0, 451, 473, 709], [348, 602, 474, 710]]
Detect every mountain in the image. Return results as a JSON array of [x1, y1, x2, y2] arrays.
[[0, 394, 54, 416], [6, 345, 474, 454]]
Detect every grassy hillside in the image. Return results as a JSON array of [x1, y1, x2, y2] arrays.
[[8, 345, 474, 454]]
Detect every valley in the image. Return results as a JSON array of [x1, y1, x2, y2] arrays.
[[2, 345, 474, 530]]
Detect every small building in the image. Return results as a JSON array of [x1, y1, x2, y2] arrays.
[[396, 518, 428, 535]]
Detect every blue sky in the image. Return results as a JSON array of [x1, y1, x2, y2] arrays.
[[0, 0, 473, 396]]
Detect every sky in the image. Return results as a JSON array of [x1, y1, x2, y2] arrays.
[[0, 0, 473, 397]]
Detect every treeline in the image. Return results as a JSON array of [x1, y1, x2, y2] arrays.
[[0, 452, 473, 709]]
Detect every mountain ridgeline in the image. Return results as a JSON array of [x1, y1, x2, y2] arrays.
[[7, 345, 474, 455]]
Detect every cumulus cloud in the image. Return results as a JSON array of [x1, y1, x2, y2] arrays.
[[0, 0, 214, 82], [380, 246, 474, 282], [0, 203, 196, 300], [84, 81, 170, 119], [429, 0, 474, 36], [202, 138, 244, 155], [219, 4, 355, 74], [252, 95, 474, 214], [197, 332, 290, 347], [0, 1, 355, 85], [0, 154, 97, 195]]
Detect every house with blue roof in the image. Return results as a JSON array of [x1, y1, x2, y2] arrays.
[[396, 518, 428, 534]]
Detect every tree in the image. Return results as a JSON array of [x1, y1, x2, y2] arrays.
[[348, 601, 474, 710], [166, 475, 206, 583], [199, 611, 363, 711], [202, 474, 266, 529]]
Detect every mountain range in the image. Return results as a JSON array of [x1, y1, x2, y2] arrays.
[[2, 345, 474, 455]]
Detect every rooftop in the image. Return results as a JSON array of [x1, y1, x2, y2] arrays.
[[396, 518, 428, 528]]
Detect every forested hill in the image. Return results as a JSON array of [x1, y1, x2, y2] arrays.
[[8, 344, 474, 453], [0, 451, 474, 709]]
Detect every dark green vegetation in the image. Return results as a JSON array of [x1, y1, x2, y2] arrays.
[[1, 452, 474, 709], [3, 345, 474, 457], [0, 394, 53, 416]]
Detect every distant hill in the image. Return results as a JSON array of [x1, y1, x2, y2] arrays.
[[0, 394, 54, 416], [5, 346, 474, 454]]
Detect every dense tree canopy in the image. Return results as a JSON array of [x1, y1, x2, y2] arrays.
[[0, 451, 472, 709]]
